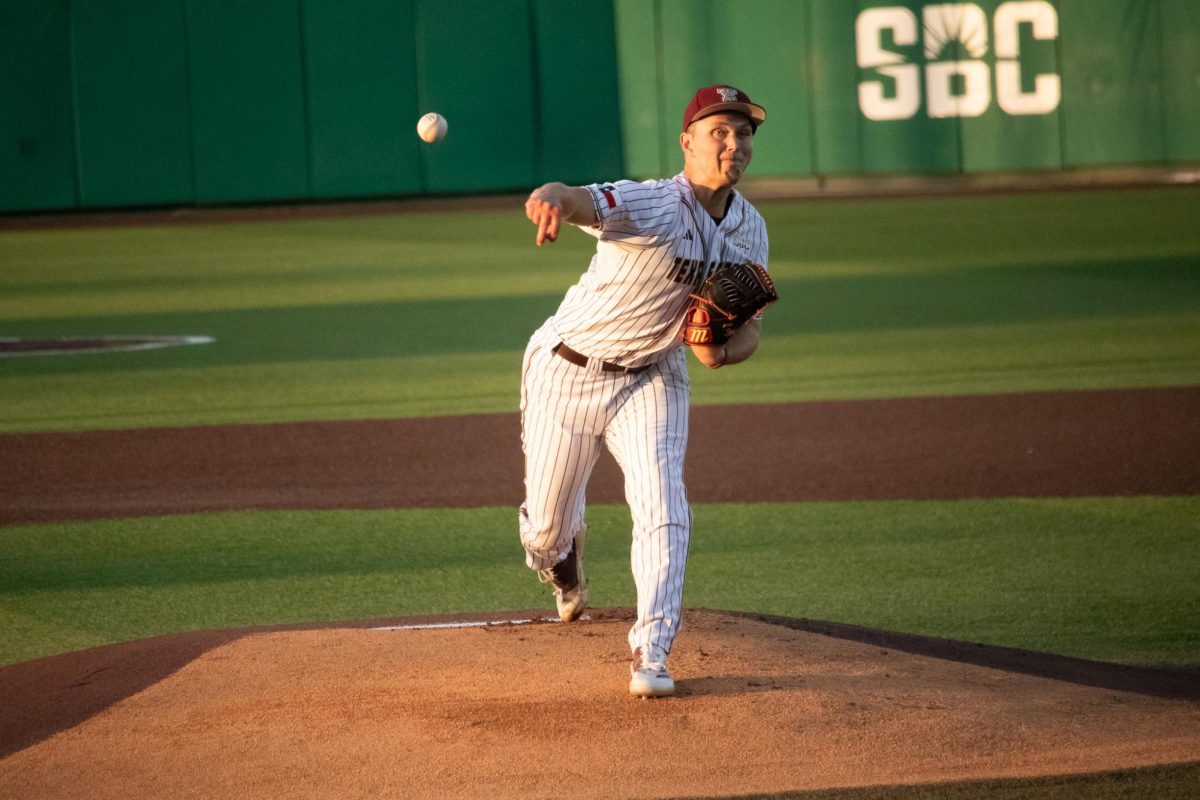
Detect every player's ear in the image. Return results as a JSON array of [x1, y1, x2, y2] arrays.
[[679, 130, 692, 157]]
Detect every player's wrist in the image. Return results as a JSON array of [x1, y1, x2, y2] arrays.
[[703, 343, 726, 369]]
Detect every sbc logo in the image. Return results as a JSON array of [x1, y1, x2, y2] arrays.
[[857, 1, 1060, 120]]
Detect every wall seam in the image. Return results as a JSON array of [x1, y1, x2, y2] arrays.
[[1054, 0, 1069, 169], [803, 0, 820, 180], [66, 0, 84, 208], [181, 0, 199, 205], [414, 0, 429, 192], [654, 0, 667, 176], [1155, 0, 1169, 163], [297, 0, 315, 198], [527, 0, 544, 183]]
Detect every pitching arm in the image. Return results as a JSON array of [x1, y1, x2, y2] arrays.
[[525, 183, 599, 246]]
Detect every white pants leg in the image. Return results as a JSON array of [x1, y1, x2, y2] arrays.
[[520, 322, 694, 656], [605, 347, 692, 656], [519, 324, 608, 569]]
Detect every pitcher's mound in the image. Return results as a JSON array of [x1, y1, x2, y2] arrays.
[[2, 609, 1198, 799]]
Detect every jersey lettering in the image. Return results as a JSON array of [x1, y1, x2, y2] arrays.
[[668, 257, 744, 289]]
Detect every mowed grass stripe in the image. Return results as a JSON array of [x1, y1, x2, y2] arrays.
[[2, 315, 1197, 432], [2, 186, 1199, 320], [2, 497, 1196, 669], [4, 251, 1198, 376], [0, 211, 591, 320]]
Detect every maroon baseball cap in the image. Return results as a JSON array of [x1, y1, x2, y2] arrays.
[[682, 84, 766, 132]]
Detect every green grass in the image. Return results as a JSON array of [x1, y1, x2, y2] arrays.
[[1, 313, 1195, 432], [2, 497, 1196, 669], [0, 212, 574, 319], [1, 186, 1198, 432]]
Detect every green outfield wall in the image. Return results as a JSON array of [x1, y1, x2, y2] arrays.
[[1, 0, 1196, 213], [620, 0, 1200, 176], [0, 0, 624, 212]]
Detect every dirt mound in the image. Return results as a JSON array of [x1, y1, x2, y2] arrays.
[[2, 609, 1197, 799]]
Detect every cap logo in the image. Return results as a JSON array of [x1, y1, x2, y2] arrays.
[[716, 87, 740, 102]]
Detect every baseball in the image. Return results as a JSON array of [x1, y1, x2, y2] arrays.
[[417, 112, 448, 143]]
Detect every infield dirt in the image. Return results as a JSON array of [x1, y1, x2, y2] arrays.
[[2, 386, 1197, 525]]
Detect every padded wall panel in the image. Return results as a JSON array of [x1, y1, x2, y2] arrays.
[[185, 0, 309, 203]]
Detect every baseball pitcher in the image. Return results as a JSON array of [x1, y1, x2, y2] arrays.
[[519, 85, 777, 698]]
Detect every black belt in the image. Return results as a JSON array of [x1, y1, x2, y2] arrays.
[[553, 343, 651, 374]]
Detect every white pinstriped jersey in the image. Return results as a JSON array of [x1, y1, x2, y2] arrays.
[[549, 172, 769, 368]]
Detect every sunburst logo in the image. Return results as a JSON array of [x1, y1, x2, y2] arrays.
[[857, 1, 1061, 121], [923, 3, 989, 59]]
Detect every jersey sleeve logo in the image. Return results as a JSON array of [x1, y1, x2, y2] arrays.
[[598, 183, 622, 210]]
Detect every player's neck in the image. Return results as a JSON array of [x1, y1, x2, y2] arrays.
[[689, 182, 735, 222]]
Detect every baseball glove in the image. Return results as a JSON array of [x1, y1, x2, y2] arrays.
[[681, 262, 778, 346]]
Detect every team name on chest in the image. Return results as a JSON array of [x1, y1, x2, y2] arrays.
[[667, 257, 745, 289]]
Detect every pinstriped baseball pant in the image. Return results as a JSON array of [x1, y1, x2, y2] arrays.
[[519, 321, 692, 657]]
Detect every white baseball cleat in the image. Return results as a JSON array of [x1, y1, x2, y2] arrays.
[[537, 527, 588, 622], [629, 644, 675, 698]]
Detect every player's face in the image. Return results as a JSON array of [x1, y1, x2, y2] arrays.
[[681, 113, 755, 190]]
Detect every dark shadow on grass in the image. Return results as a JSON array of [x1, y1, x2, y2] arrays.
[[4, 254, 1198, 379], [0, 294, 562, 377], [766, 254, 1200, 338], [728, 609, 1200, 703]]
